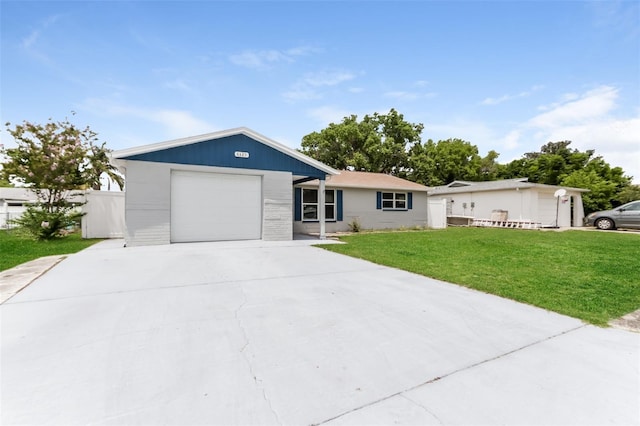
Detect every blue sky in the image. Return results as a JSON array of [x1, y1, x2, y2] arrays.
[[1, 1, 639, 183]]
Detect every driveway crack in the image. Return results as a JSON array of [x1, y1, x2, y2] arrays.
[[399, 394, 443, 425], [234, 283, 282, 425]]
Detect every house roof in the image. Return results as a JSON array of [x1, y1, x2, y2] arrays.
[[428, 178, 589, 195], [0, 187, 39, 202], [301, 170, 429, 192], [112, 127, 339, 179]]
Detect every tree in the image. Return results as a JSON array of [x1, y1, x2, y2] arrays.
[[86, 141, 124, 190], [0, 171, 12, 187], [561, 170, 619, 214], [616, 184, 640, 204], [499, 141, 596, 185], [407, 138, 484, 186], [479, 149, 501, 181], [300, 109, 424, 175], [406, 139, 437, 185], [1, 118, 123, 239]]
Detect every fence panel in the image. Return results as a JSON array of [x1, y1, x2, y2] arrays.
[[427, 199, 447, 229], [81, 191, 125, 239]]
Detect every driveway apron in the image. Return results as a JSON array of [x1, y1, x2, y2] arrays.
[[1, 239, 638, 425]]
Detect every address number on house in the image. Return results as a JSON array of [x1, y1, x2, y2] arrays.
[[234, 151, 250, 159]]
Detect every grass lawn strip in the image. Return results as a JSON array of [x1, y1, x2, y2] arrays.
[[318, 228, 640, 326], [0, 230, 102, 272]]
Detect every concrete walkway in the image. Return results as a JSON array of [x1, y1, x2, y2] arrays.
[[1, 239, 639, 425], [0, 255, 67, 304]]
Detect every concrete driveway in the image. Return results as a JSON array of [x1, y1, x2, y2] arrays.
[[1, 239, 638, 425]]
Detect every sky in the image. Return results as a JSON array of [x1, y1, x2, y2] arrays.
[[1, 1, 639, 183]]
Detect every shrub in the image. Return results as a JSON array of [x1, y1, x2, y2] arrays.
[[348, 218, 361, 233], [10, 205, 84, 240]]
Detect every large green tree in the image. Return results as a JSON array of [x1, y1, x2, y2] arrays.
[[408, 138, 497, 186], [1, 118, 123, 239], [300, 109, 424, 175], [498, 141, 595, 184]]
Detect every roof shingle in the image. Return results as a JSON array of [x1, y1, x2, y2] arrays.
[[302, 170, 428, 191]]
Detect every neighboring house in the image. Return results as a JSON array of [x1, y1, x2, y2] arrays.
[[0, 187, 38, 229], [294, 170, 430, 234], [112, 128, 338, 246], [428, 178, 588, 228]]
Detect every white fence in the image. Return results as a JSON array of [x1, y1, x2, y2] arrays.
[[81, 191, 125, 239], [1, 212, 24, 229], [427, 198, 447, 229]]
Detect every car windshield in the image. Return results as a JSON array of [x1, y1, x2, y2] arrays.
[[621, 202, 640, 211]]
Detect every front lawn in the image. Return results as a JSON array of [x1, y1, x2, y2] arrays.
[[0, 230, 102, 272], [318, 228, 640, 326]]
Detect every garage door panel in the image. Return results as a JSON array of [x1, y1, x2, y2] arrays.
[[171, 171, 261, 242]]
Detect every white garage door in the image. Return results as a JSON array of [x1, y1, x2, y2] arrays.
[[171, 171, 262, 243], [538, 192, 557, 227]]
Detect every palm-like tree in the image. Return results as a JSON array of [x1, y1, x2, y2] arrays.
[[86, 143, 124, 190]]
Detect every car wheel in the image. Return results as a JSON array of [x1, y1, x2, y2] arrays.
[[595, 218, 615, 230]]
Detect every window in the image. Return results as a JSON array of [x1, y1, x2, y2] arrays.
[[382, 192, 407, 210], [302, 188, 335, 221], [622, 202, 640, 211]]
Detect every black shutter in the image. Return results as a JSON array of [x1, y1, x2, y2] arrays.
[[294, 187, 301, 221]]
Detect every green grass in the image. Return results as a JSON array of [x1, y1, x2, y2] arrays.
[[0, 229, 102, 272], [318, 228, 640, 326]]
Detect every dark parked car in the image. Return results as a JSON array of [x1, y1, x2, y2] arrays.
[[585, 200, 640, 230]]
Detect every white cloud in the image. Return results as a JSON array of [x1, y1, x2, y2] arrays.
[[283, 70, 356, 103], [81, 98, 215, 140], [499, 85, 640, 183], [590, 1, 640, 41], [527, 86, 617, 128], [229, 50, 290, 69], [481, 85, 544, 106], [163, 79, 192, 92], [384, 91, 436, 101], [229, 45, 317, 70], [22, 30, 40, 49], [22, 14, 61, 49], [307, 106, 354, 127], [282, 87, 322, 102], [384, 91, 418, 101], [501, 130, 522, 150], [302, 71, 355, 87], [150, 110, 215, 138], [285, 46, 321, 56]]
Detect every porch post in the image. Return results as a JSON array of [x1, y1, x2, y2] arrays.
[[319, 178, 326, 239]]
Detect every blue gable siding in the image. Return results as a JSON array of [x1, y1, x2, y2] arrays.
[[122, 134, 327, 178]]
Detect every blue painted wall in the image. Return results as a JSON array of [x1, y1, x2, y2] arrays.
[[122, 134, 327, 178]]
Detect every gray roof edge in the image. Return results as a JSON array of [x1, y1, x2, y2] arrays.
[[111, 127, 339, 176], [429, 180, 589, 194], [529, 182, 590, 192]]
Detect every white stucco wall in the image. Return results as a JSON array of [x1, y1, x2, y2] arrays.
[[435, 189, 536, 222], [429, 187, 585, 227], [122, 160, 292, 246], [293, 187, 429, 234]]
